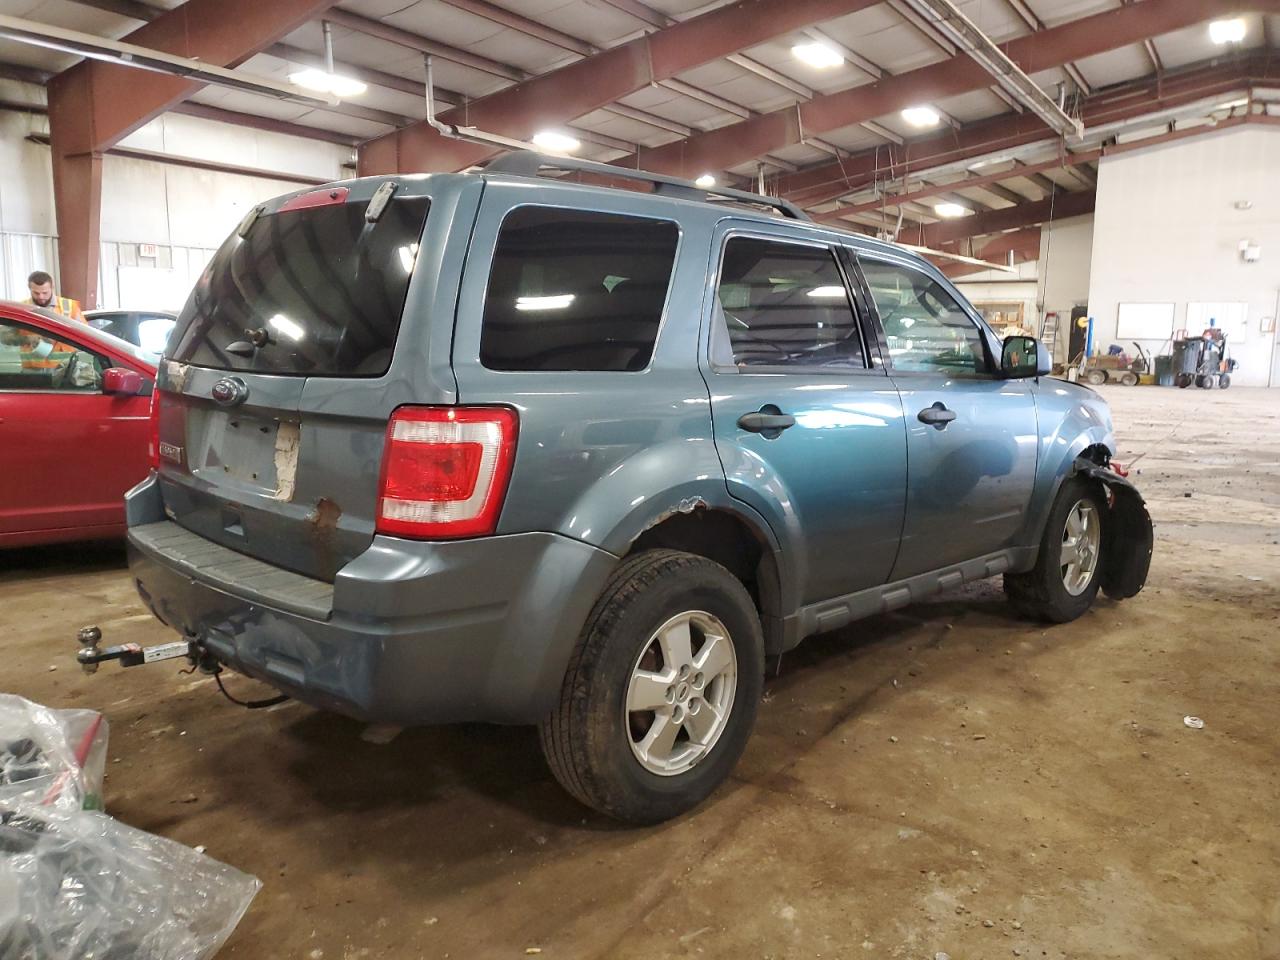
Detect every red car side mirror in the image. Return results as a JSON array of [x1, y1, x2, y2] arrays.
[[102, 367, 144, 396]]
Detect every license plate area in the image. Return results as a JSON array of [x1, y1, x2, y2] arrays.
[[188, 410, 299, 501]]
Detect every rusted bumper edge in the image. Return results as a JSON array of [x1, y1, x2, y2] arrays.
[[1073, 458, 1153, 600]]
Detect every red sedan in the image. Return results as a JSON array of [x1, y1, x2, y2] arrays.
[[0, 301, 157, 547]]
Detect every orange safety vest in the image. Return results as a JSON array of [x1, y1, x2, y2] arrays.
[[23, 295, 85, 322]]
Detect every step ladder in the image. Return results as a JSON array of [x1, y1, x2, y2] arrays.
[[1040, 311, 1060, 361]]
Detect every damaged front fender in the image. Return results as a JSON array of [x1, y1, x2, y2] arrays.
[[1074, 458, 1153, 600]]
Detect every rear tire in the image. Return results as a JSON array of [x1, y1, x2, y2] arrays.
[[1085, 369, 1107, 386], [1196, 374, 1214, 389], [1176, 374, 1193, 389], [1005, 477, 1106, 623], [1119, 371, 1139, 386], [1218, 373, 1231, 389], [539, 549, 764, 824]]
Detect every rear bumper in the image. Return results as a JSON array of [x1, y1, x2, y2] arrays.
[[125, 476, 617, 725]]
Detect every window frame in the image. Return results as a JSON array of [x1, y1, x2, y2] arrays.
[[850, 250, 1001, 379], [707, 228, 878, 376], [0, 319, 110, 395], [476, 202, 684, 375]]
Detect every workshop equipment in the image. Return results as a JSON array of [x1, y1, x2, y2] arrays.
[[1171, 331, 1237, 388], [1079, 342, 1149, 386]]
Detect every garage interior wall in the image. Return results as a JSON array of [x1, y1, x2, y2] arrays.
[[1086, 124, 1280, 387], [955, 262, 1040, 337], [1037, 214, 1095, 364], [0, 77, 352, 310]]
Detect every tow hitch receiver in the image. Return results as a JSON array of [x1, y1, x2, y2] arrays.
[[76, 625, 196, 674]]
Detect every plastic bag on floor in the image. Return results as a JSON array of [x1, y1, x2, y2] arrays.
[[0, 798, 261, 960], [0, 695, 108, 811]]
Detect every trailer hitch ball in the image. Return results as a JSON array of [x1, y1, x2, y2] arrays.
[[77, 626, 103, 674]]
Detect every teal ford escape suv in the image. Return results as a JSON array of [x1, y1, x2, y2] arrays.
[[126, 152, 1152, 823]]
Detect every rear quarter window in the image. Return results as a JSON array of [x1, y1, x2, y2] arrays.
[[480, 206, 679, 372]]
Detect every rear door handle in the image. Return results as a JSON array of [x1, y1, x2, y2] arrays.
[[917, 402, 957, 430], [738, 409, 796, 436]]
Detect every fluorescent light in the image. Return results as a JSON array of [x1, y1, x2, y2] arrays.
[[902, 105, 941, 128], [516, 294, 575, 311], [288, 67, 367, 98], [268, 313, 305, 341], [1216, 97, 1249, 111], [532, 130, 581, 153], [806, 285, 847, 299], [327, 74, 368, 98], [934, 202, 969, 218], [1209, 18, 1246, 44], [694, 174, 717, 188], [791, 42, 844, 69]]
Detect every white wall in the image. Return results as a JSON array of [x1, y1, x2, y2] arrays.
[[0, 82, 353, 309], [1087, 125, 1280, 387], [1037, 213, 1094, 363]]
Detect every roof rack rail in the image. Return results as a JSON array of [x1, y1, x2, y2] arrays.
[[483, 150, 810, 221]]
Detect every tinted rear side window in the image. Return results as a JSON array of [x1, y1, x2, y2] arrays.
[[168, 195, 429, 376], [480, 206, 679, 372]]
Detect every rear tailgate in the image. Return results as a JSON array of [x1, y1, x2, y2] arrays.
[[153, 175, 479, 581]]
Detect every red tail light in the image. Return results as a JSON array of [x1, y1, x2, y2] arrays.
[[147, 388, 161, 470], [376, 406, 519, 539]]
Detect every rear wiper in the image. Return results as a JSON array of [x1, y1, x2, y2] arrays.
[[227, 326, 273, 356]]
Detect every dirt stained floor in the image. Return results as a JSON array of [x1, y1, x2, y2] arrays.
[[2, 384, 1278, 960]]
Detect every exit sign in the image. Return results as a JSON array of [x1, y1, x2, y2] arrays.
[[138, 243, 159, 258]]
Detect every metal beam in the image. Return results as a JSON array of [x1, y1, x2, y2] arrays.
[[64, 1, 468, 108], [171, 102, 357, 144], [921, 189, 1095, 246], [782, 52, 1276, 208], [627, 0, 1275, 179], [980, 180, 1029, 204], [1000, 0, 1092, 95], [892, 0, 1083, 137], [46, 0, 338, 307], [357, 0, 883, 174], [26, 132, 332, 185]]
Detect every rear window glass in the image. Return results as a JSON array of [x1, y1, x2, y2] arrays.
[[168, 195, 429, 376], [480, 206, 679, 372]]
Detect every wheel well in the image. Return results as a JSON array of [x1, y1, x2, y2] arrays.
[[1078, 443, 1111, 468], [628, 509, 781, 645]]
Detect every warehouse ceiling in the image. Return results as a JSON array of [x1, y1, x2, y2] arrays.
[[2, 0, 1278, 257]]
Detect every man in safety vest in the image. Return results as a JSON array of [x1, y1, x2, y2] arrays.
[[24, 270, 85, 322]]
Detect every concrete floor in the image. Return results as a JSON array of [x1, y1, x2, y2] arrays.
[[3, 385, 1278, 960]]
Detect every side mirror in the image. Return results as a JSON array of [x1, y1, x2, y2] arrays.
[[1001, 336, 1052, 378], [102, 367, 144, 395]]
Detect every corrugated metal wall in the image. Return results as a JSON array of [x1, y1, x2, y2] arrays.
[[0, 232, 215, 310], [0, 233, 59, 302]]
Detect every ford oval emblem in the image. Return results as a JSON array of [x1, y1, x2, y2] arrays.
[[211, 376, 249, 407]]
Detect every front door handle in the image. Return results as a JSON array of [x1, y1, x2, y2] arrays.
[[917, 402, 957, 430], [738, 408, 796, 438]]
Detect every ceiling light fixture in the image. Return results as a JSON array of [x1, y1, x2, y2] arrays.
[[934, 202, 970, 218], [694, 173, 717, 188], [1209, 18, 1247, 44], [902, 105, 941, 128], [791, 42, 844, 69], [290, 21, 367, 99], [289, 67, 367, 98], [532, 130, 581, 154]]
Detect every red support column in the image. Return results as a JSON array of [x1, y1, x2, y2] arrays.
[[42, 0, 338, 305], [50, 150, 104, 309]]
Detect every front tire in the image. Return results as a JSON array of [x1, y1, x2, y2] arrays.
[[539, 550, 764, 824], [1005, 477, 1106, 623]]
